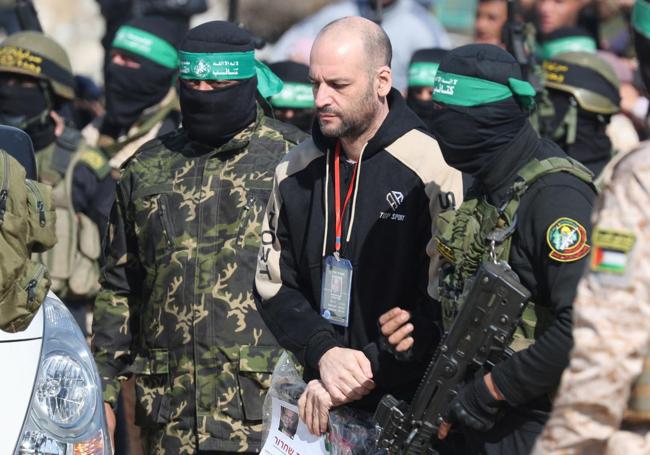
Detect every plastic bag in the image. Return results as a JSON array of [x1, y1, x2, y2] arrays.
[[261, 351, 381, 454]]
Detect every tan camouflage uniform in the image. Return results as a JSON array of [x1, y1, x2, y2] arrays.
[[92, 107, 307, 453], [533, 141, 650, 455], [83, 88, 181, 174]]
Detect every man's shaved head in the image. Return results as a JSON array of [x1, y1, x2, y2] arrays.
[[316, 16, 392, 71], [309, 16, 393, 147]]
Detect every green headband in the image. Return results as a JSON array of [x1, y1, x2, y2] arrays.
[[408, 62, 440, 87], [633, 0, 650, 39], [112, 25, 179, 70], [270, 82, 314, 109], [179, 50, 283, 98], [432, 70, 536, 109], [538, 36, 597, 59]]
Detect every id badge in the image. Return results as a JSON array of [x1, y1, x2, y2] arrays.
[[320, 254, 353, 327]]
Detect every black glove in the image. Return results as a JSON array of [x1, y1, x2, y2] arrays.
[[447, 375, 505, 432]]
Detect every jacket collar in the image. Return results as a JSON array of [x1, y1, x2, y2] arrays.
[[311, 88, 426, 159]]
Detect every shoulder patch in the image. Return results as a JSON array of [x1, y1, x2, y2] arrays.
[[79, 148, 111, 179], [590, 228, 636, 275], [546, 217, 590, 262]]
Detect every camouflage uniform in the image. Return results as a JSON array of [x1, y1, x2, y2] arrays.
[[92, 108, 307, 453], [533, 141, 650, 454]]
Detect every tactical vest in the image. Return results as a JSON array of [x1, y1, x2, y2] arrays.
[[436, 157, 594, 351], [0, 150, 57, 332], [36, 128, 107, 300]]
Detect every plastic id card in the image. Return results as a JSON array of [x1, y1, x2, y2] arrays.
[[320, 255, 353, 327]]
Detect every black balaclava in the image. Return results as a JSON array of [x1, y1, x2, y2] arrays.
[[103, 16, 185, 136], [544, 52, 621, 175], [73, 75, 103, 130], [406, 48, 448, 129], [429, 44, 529, 176], [179, 21, 258, 148], [268, 60, 314, 133], [547, 89, 612, 174], [0, 79, 55, 150]]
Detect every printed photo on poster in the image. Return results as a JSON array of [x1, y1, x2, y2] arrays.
[[278, 405, 299, 439], [261, 397, 329, 455]]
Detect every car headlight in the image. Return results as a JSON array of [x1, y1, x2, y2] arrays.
[[14, 296, 110, 455], [34, 352, 97, 436]]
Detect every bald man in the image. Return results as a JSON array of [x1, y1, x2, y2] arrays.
[[254, 17, 462, 435]]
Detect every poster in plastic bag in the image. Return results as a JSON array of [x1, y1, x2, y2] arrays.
[[261, 396, 329, 455]]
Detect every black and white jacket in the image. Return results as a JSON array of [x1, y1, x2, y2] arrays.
[[254, 90, 463, 407]]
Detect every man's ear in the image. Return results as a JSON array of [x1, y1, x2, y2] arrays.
[[377, 66, 392, 97]]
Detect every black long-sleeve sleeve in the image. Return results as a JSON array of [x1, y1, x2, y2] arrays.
[[492, 178, 595, 406]]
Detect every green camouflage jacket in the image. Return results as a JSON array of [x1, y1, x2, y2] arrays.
[[92, 110, 307, 453]]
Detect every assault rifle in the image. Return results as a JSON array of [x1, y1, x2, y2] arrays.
[[502, 0, 556, 135], [374, 0, 383, 24], [373, 261, 531, 455], [15, 0, 42, 32], [228, 0, 239, 23], [502, 0, 540, 92], [227, 0, 266, 49]]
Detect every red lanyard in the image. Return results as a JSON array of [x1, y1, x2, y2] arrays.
[[334, 141, 359, 253]]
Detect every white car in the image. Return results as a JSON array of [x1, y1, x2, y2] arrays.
[[1, 292, 111, 454]]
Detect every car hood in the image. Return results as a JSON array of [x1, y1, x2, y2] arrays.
[[0, 304, 44, 454]]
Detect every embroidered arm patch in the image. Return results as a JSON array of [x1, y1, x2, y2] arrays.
[[546, 217, 590, 262]]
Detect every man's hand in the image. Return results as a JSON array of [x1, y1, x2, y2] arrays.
[[298, 380, 333, 436], [379, 307, 414, 353], [437, 373, 505, 439], [104, 402, 116, 448], [318, 347, 374, 405]]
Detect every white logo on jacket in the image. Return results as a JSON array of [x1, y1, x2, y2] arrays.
[[380, 191, 406, 221], [386, 191, 404, 210]]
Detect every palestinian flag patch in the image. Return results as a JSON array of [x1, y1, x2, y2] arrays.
[[546, 217, 590, 262], [590, 228, 636, 275]]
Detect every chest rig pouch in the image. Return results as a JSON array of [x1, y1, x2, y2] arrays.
[[37, 128, 102, 300], [436, 157, 594, 351]]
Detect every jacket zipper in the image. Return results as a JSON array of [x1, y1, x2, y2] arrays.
[[157, 196, 175, 250], [25, 263, 46, 306], [25, 180, 46, 226], [0, 153, 8, 225], [236, 196, 255, 246]]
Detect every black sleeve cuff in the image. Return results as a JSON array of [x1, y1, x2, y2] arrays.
[[491, 362, 525, 406], [304, 330, 344, 371]]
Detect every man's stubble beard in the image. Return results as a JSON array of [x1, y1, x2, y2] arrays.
[[319, 83, 378, 140]]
